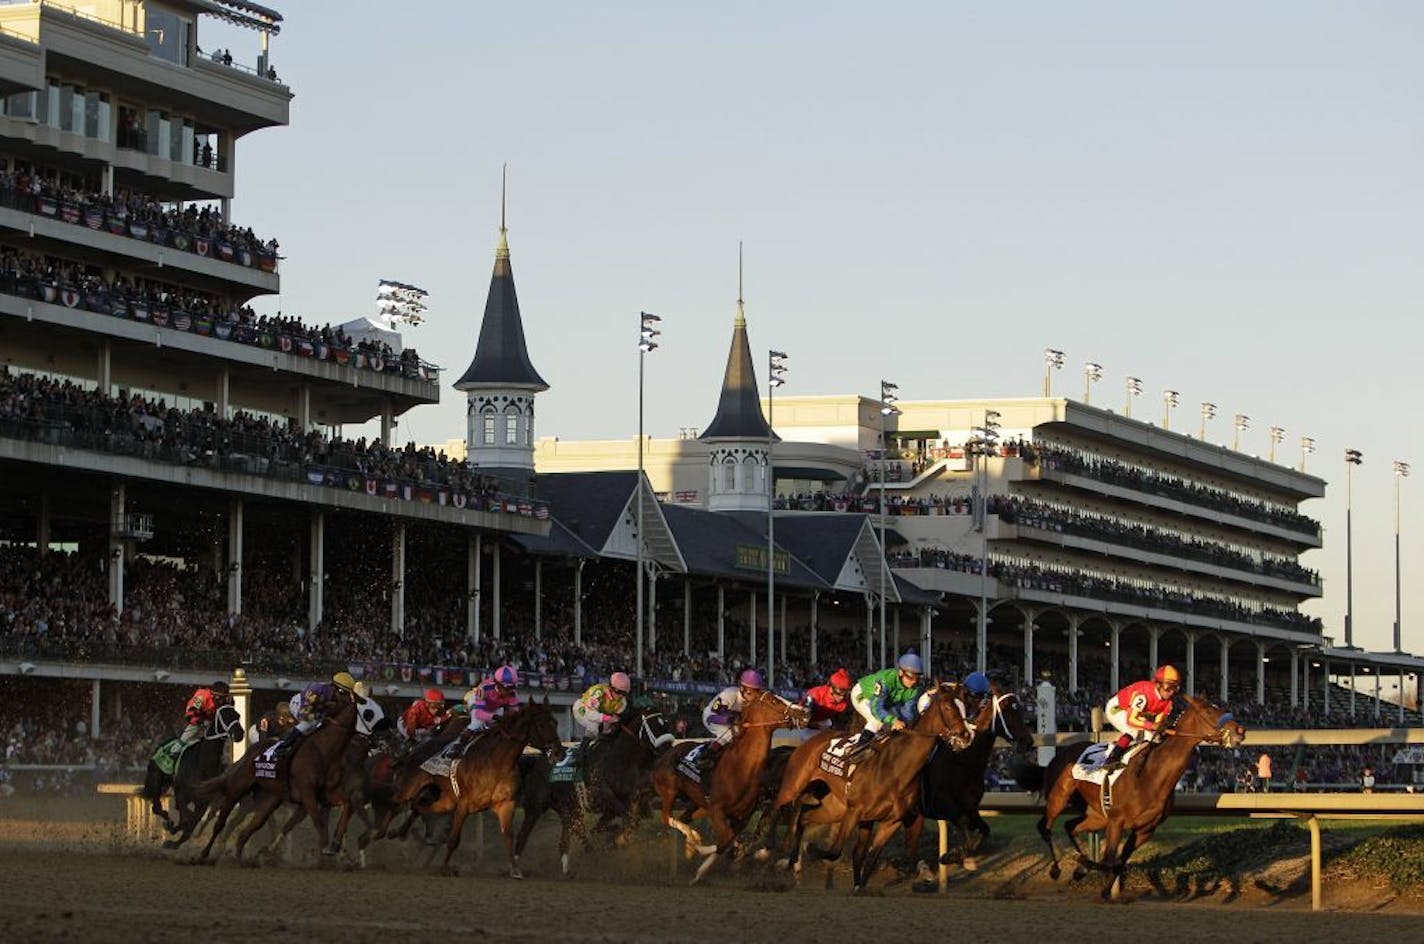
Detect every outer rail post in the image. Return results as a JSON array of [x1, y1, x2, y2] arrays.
[[938, 819, 949, 892], [1308, 814, 1322, 911]]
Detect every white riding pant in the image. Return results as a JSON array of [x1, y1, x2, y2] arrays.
[[850, 688, 885, 734]]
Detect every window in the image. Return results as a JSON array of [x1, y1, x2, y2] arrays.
[[723, 460, 736, 492], [145, 10, 191, 66], [482, 415, 495, 446], [58, 84, 76, 132], [84, 92, 109, 140], [524, 414, 534, 445], [4, 91, 36, 120], [505, 412, 518, 445]]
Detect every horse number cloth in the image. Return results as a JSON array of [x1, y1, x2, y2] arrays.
[[549, 743, 583, 783], [151, 738, 187, 777], [818, 736, 859, 779], [1071, 741, 1145, 788], [677, 744, 708, 784]]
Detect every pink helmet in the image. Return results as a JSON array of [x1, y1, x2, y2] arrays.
[[493, 665, 519, 686], [739, 668, 765, 690], [610, 672, 632, 694]]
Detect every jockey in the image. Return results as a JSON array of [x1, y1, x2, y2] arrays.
[[400, 688, 449, 742], [573, 672, 632, 739], [270, 671, 359, 757], [444, 665, 522, 755], [252, 700, 294, 745], [696, 668, 765, 772], [802, 668, 854, 728], [849, 652, 927, 750], [170, 680, 230, 756], [1101, 664, 1181, 770]]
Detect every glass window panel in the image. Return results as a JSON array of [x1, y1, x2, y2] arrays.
[[45, 81, 59, 127], [145, 110, 161, 155], [505, 413, 518, 445], [96, 96, 111, 142], [482, 416, 495, 446], [58, 85, 75, 132]]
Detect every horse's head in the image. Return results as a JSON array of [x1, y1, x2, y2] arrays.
[[979, 685, 1035, 752], [740, 689, 811, 731], [625, 705, 676, 751], [211, 703, 244, 743], [520, 698, 566, 764], [1165, 693, 1246, 749], [919, 682, 974, 750], [355, 698, 387, 737]]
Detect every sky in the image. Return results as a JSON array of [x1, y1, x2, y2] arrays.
[[201, 2, 1423, 656]]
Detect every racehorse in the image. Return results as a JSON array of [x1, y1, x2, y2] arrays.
[[901, 682, 1035, 873], [651, 689, 809, 883], [514, 704, 674, 876], [377, 699, 563, 878], [142, 703, 243, 848], [193, 693, 375, 864], [768, 682, 974, 892], [364, 713, 470, 846], [1037, 692, 1245, 899]]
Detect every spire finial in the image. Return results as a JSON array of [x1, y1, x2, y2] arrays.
[[497, 162, 510, 259], [735, 241, 745, 328]]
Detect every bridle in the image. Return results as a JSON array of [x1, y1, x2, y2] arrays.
[[737, 690, 808, 730], [1161, 697, 1239, 747]]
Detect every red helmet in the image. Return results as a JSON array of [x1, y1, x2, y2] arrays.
[[424, 688, 444, 703], [829, 669, 853, 691], [1154, 665, 1181, 687]]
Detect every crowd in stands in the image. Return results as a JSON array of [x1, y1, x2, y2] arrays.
[[0, 367, 536, 517], [0, 168, 279, 263], [1031, 442, 1320, 536]]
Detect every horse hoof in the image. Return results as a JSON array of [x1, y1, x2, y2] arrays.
[[510, 869, 524, 880], [753, 848, 771, 863], [1048, 863, 1061, 881], [775, 858, 791, 871], [1072, 865, 1088, 882], [962, 857, 979, 872], [162, 840, 179, 850]]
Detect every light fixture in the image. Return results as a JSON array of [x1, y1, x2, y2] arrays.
[[1299, 436, 1316, 472], [1199, 402, 1217, 440], [1233, 414, 1250, 451], [1161, 390, 1179, 430], [1043, 349, 1065, 396], [1124, 376, 1142, 418], [1083, 362, 1103, 403], [1269, 426, 1285, 462]]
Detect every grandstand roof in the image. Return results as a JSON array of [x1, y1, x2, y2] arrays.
[[661, 504, 826, 589], [535, 471, 640, 549]]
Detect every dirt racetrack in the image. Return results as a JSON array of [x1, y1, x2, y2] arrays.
[[3, 795, 1422, 944]]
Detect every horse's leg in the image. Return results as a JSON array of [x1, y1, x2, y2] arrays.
[[691, 803, 734, 884], [196, 793, 237, 864], [857, 819, 904, 892], [1038, 781, 1072, 879], [512, 801, 544, 872], [657, 777, 704, 860], [234, 791, 283, 865], [440, 804, 469, 873], [495, 799, 522, 879], [328, 791, 356, 855], [902, 814, 934, 884], [263, 804, 306, 857], [1103, 828, 1144, 901]]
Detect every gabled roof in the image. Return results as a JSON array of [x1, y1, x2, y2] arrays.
[[533, 471, 640, 550], [454, 228, 548, 392], [662, 505, 826, 589], [700, 310, 774, 441], [508, 518, 601, 559], [774, 514, 901, 601]]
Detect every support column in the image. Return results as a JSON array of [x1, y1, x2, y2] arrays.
[[90, 678, 101, 740], [97, 340, 111, 396], [1400, 669, 1407, 725], [492, 541, 502, 641], [1110, 623, 1121, 692], [297, 382, 312, 430], [533, 559, 543, 640], [390, 521, 405, 638], [1255, 641, 1266, 705], [1022, 608, 1035, 688], [1322, 658, 1330, 712], [1289, 649, 1299, 708], [683, 578, 692, 657], [308, 511, 324, 631], [36, 492, 51, 557], [892, 607, 901, 656], [716, 583, 725, 659], [1068, 617, 1080, 693], [920, 606, 933, 678], [749, 590, 758, 664], [1349, 662, 1356, 719], [108, 484, 125, 612], [1184, 631, 1197, 695], [648, 570, 659, 654], [229, 668, 252, 763], [226, 497, 243, 616], [1373, 671, 1382, 720], [814, 592, 825, 663], [1219, 635, 1230, 704], [380, 401, 395, 447], [864, 594, 874, 669], [1301, 655, 1309, 712], [216, 365, 230, 418], [1148, 625, 1160, 669], [467, 535, 481, 644], [780, 595, 788, 670], [573, 558, 585, 646]]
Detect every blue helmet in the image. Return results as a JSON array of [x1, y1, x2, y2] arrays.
[[965, 671, 991, 696], [896, 652, 924, 675]]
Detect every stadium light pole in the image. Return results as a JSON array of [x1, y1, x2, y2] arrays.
[[1300, 436, 1315, 473], [1199, 402, 1217, 441], [1043, 349, 1064, 397], [879, 380, 900, 666], [766, 350, 788, 685], [1233, 414, 1250, 452], [635, 312, 661, 679], [1269, 426, 1285, 463], [974, 409, 1002, 674], [1161, 389, 1179, 431], [1082, 362, 1102, 404], [1124, 376, 1142, 418], [1345, 448, 1363, 649], [1395, 461, 1411, 654]]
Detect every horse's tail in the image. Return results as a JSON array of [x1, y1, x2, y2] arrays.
[[1010, 757, 1046, 794]]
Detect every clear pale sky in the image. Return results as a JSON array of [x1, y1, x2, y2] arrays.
[[202, 2, 1422, 656]]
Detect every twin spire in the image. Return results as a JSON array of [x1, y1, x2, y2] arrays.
[[701, 242, 775, 441]]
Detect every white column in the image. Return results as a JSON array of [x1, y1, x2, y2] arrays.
[[229, 668, 252, 763], [1219, 635, 1230, 704], [683, 578, 692, 657], [920, 606, 933, 678], [1068, 618, 1080, 693], [716, 583, 725, 659], [308, 511, 324, 631], [649, 569, 659, 654], [97, 341, 111, 396], [90, 678, 101, 739], [864, 594, 874, 668], [108, 483, 125, 613], [297, 382, 312, 430], [1289, 649, 1299, 708], [216, 365, 230, 418], [1185, 631, 1197, 695], [1374, 671, 1382, 719], [1349, 662, 1356, 719], [1148, 625, 1160, 669], [1400, 669, 1407, 725], [380, 401, 394, 447], [391, 521, 405, 638], [492, 541, 502, 641], [226, 497, 243, 616], [1109, 623, 1121, 692], [534, 559, 543, 641], [573, 559, 585, 646], [467, 535, 480, 644], [1322, 658, 1330, 711], [749, 590, 758, 664], [809, 592, 820, 665], [1255, 641, 1266, 705], [36, 492, 50, 556], [1022, 608, 1035, 688]]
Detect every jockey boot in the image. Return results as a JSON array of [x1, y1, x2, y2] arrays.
[[272, 728, 303, 758], [1100, 736, 1132, 771], [845, 729, 876, 759], [695, 741, 723, 775]]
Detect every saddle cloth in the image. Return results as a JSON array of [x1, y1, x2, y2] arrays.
[[1071, 741, 1146, 787], [676, 743, 707, 784], [150, 738, 188, 777], [421, 755, 455, 777], [549, 743, 584, 783], [818, 736, 860, 779]]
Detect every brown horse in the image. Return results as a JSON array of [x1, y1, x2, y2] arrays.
[[651, 689, 809, 883], [193, 693, 372, 864], [768, 683, 974, 892], [379, 699, 563, 877], [901, 683, 1036, 873], [1037, 692, 1245, 899]]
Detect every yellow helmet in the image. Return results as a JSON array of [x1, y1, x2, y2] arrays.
[[332, 671, 357, 692], [1154, 665, 1181, 686], [352, 681, 371, 700]]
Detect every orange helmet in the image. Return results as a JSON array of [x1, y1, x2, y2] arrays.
[[1153, 665, 1181, 686]]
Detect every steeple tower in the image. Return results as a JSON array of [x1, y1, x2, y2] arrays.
[[455, 166, 549, 473], [700, 244, 776, 512]]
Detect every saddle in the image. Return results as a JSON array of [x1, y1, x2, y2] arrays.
[[1071, 740, 1149, 788]]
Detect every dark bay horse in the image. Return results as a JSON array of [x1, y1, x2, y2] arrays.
[[193, 693, 372, 864], [769, 683, 974, 892], [514, 705, 674, 876], [651, 690, 809, 883], [1037, 692, 1245, 899], [379, 699, 563, 877], [142, 703, 243, 848], [902, 684, 1035, 872]]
